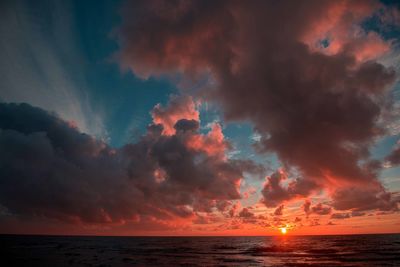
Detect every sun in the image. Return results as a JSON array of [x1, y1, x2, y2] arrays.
[[280, 227, 287, 235]]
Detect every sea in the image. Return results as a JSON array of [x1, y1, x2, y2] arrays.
[[1, 234, 399, 266]]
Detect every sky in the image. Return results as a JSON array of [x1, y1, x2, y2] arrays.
[[0, 0, 399, 236]]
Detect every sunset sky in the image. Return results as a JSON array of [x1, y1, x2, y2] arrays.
[[0, 0, 399, 236]]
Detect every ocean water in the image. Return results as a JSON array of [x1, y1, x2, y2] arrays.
[[1, 234, 399, 266]]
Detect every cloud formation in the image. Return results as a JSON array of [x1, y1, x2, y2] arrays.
[[311, 203, 332, 216], [151, 95, 200, 135], [0, 101, 262, 228], [117, 0, 399, 212], [261, 170, 318, 208]]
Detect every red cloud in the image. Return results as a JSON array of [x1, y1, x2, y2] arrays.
[[117, 0, 399, 214]]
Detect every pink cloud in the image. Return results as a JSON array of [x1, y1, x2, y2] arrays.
[[301, 0, 390, 62], [151, 95, 199, 135], [185, 122, 229, 160]]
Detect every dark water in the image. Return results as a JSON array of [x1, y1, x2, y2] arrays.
[[1, 234, 399, 266]]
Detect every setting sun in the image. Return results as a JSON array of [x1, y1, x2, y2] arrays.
[[280, 227, 287, 235]]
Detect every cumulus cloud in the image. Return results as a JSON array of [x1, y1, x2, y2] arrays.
[[261, 171, 318, 208], [0, 101, 263, 230], [116, 0, 399, 212], [151, 95, 199, 135]]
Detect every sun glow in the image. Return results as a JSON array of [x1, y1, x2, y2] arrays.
[[280, 227, 287, 235]]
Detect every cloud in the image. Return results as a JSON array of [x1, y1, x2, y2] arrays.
[[331, 187, 398, 211], [185, 122, 230, 160], [151, 95, 200, 135], [192, 213, 221, 225], [351, 211, 366, 217], [303, 200, 311, 215], [302, 200, 331, 216], [301, 0, 391, 62], [238, 208, 254, 218], [331, 213, 351, 219], [311, 203, 332, 215], [274, 205, 284, 216], [261, 171, 318, 208], [116, 0, 399, 212], [0, 101, 263, 230]]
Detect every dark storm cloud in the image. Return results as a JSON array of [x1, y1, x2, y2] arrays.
[[0, 102, 262, 225], [117, 0, 399, 211]]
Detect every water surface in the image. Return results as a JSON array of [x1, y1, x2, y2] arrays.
[[1, 234, 399, 266]]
